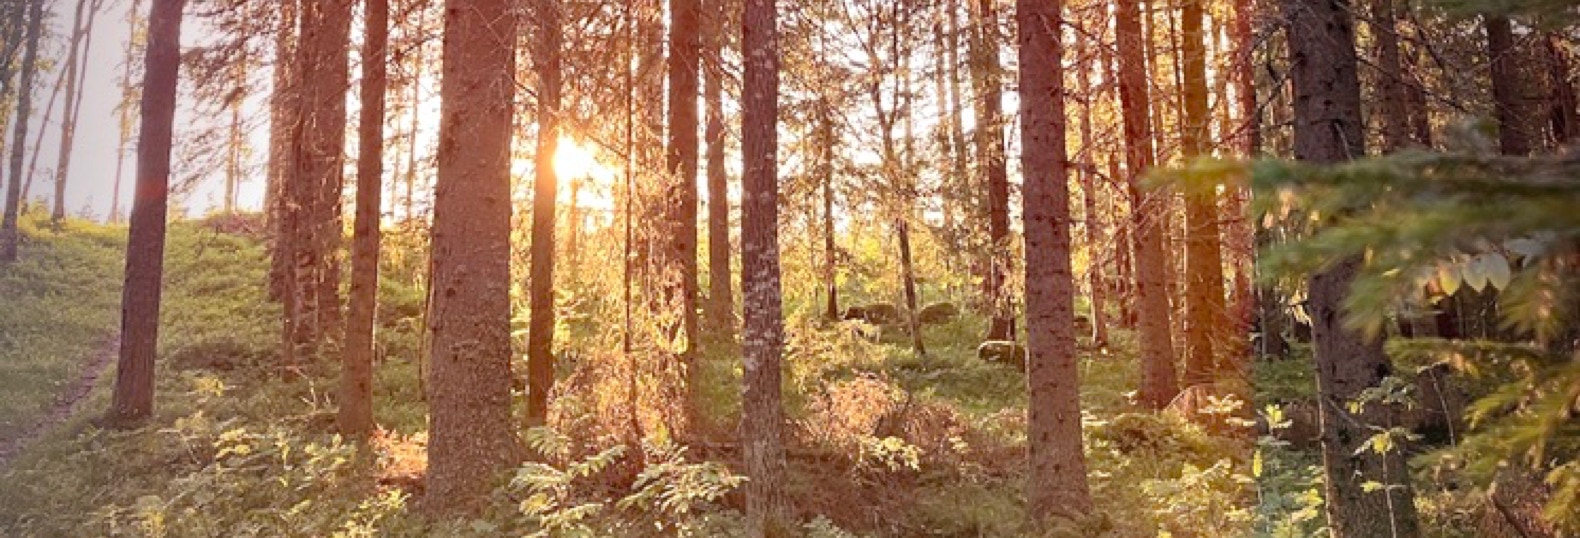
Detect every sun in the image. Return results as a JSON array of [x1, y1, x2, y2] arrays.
[[552, 137, 613, 183]]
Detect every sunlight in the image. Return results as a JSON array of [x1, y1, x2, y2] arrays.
[[553, 136, 614, 184]]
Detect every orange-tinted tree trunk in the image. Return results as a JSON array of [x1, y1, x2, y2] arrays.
[[340, 0, 387, 442], [1117, 0, 1178, 409], [740, 0, 789, 533], [0, 0, 42, 263], [525, 0, 562, 429], [107, 0, 183, 426], [425, 0, 518, 513], [1017, 0, 1093, 524]]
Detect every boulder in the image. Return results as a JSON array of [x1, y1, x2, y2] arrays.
[[917, 302, 960, 325], [977, 340, 1026, 370]]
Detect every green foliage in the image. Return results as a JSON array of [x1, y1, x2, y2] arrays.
[[1246, 126, 1580, 532], [507, 427, 747, 537], [0, 214, 125, 434]]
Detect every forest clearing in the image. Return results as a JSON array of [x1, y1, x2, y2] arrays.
[[0, 0, 1576, 536]]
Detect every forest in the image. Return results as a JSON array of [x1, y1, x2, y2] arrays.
[[0, 0, 1576, 535]]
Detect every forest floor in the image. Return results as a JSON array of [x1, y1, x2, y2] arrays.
[[0, 215, 1256, 537]]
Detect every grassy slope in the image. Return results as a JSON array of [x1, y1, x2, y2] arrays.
[[0, 215, 125, 437], [0, 222, 1252, 537]]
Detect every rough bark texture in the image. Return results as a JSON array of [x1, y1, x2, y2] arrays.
[[0, 0, 41, 263], [425, 0, 518, 513], [267, 0, 299, 300], [897, 218, 926, 356], [703, 0, 735, 336], [1373, 0, 1411, 152], [740, 0, 789, 534], [968, 0, 1013, 341], [525, 0, 562, 429], [284, 0, 352, 365], [1486, 15, 1531, 156], [1181, 0, 1226, 387], [1017, 0, 1093, 524], [1286, 0, 1423, 533], [340, 0, 387, 442], [667, 0, 702, 426], [107, 0, 183, 426], [1117, 0, 1178, 409]]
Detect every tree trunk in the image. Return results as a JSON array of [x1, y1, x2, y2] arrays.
[[284, 0, 353, 365], [1118, 0, 1179, 409], [703, 0, 735, 336], [224, 60, 246, 214], [52, 0, 93, 223], [109, 2, 142, 223], [818, 101, 838, 321], [1182, 0, 1226, 387], [969, 0, 1013, 341], [424, 0, 518, 513], [1486, 15, 1531, 156], [667, 0, 702, 428], [525, 0, 561, 430], [897, 218, 926, 356], [106, 0, 183, 426], [1286, 0, 1422, 532], [740, 0, 789, 534], [1373, 0, 1411, 152], [1545, 33, 1578, 145], [1017, 0, 1093, 524], [1074, 22, 1108, 348], [340, 0, 387, 442], [0, 0, 43, 263], [267, 0, 299, 301]]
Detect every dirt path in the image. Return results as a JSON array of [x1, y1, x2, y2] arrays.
[[0, 335, 118, 470]]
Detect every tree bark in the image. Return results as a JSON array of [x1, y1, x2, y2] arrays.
[[740, 0, 789, 533], [1545, 34, 1578, 145], [668, 0, 702, 427], [107, 0, 183, 426], [340, 0, 387, 442], [1486, 15, 1531, 156], [1373, 0, 1411, 152], [267, 0, 299, 300], [1182, 0, 1227, 387], [703, 0, 735, 336], [1286, 0, 1422, 533], [1118, 0, 1179, 409], [0, 0, 43, 263], [525, 0, 562, 430], [1017, 0, 1093, 524], [1074, 21, 1107, 348], [425, 0, 518, 513], [968, 0, 1013, 341], [818, 101, 839, 321]]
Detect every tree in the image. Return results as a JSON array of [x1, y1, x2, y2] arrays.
[[266, 0, 299, 300], [424, 0, 518, 513], [110, 0, 145, 224], [1285, 0, 1422, 532], [1117, 0, 1178, 409], [1181, 0, 1226, 386], [283, 0, 352, 365], [1016, 0, 1093, 525], [703, 0, 735, 337], [968, 0, 1014, 341], [339, 0, 388, 442], [1486, 15, 1531, 156], [0, 0, 43, 263], [525, 0, 562, 429], [106, 0, 185, 426], [740, 0, 788, 532], [51, 0, 105, 223], [667, 0, 702, 423]]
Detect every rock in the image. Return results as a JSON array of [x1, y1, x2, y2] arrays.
[[976, 340, 1026, 370], [917, 302, 960, 324]]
